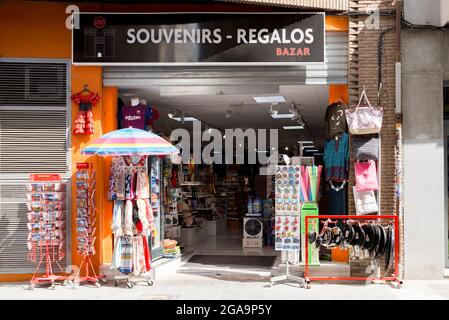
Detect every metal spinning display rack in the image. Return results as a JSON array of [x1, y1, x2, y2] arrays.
[[304, 215, 402, 289], [67, 163, 107, 288], [26, 174, 67, 290]]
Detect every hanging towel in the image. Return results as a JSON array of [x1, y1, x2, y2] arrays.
[[135, 171, 150, 199], [112, 200, 124, 236], [131, 237, 142, 276], [108, 170, 117, 201], [115, 172, 126, 200], [144, 198, 155, 231], [125, 173, 132, 200], [110, 236, 122, 270], [136, 198, 150, 235], [124, 200, 134, 235], [142, 235, 151, 272], [119, 236, 133, 274]]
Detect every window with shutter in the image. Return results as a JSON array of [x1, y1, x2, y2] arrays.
[[0, 59, 71, 274]]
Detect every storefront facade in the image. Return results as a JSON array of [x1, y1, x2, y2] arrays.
[[0, 0, 416, 282]]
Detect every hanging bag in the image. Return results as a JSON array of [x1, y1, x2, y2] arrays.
[[355, 160, 379, 191], [345, 88, 383, 135], [351, 135, 379, 160], [353, 187, 379, 215]]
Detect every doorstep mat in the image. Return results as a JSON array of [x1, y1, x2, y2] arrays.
[[185, 255, 277, 268]]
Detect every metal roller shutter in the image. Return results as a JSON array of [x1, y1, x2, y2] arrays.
[[0, 59, 71, 275], [103, 32, 348, 86]]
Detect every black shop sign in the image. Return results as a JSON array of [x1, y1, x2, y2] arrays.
[[72, 13, 325, 65]]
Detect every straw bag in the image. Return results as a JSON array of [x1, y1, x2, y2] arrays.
[[351, 135, 379, 160], [353, 187, 378, 215], [355, 160, 379, 191], [345, 89, 383, 135]]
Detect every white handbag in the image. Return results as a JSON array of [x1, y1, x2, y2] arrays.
[[345, 89, 383, 135], [353, 186, 378, 215]]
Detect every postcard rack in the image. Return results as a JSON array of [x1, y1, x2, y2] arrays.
[[26, 174, 67, 290]]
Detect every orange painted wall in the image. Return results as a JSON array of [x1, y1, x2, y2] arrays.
[[0, 0, 348, 281], [0, 1, 105, 280]]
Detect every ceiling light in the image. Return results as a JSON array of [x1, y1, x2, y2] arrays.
[[269, 103, 279, 117], [305, 149, 319, 152], [289, 103, 306, 126], [285, 146, 289, 151], [225, 110, 233, 118], [296, 118, 305, 127], [272, 113, 294, 119], [298, 141, 314, 144], [303, 145, 316, 148], [283, 126, 304, 130], [223, 134, 226, 139], [253, 96, 286, 104], [172, 117, 198, 122], [168, 111, 175, 119]]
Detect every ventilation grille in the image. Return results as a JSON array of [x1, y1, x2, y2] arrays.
[[0, 197, 69, 274], [0, 110, 68, 174], [0, 62, 67, 107]]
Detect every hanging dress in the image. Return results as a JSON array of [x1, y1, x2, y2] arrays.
[[71, 91, 101, 135]]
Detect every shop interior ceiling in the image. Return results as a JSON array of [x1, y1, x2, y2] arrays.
[[120, 84, 328, 154]]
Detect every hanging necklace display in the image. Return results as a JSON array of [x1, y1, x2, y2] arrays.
[[329, 180, 346, 192]]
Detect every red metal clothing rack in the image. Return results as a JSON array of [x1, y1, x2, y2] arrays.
[[304, 215, 402, 288]]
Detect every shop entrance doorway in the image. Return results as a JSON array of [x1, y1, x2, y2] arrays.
[[113, 81, 345, 274], [103, 30, 348, 274]]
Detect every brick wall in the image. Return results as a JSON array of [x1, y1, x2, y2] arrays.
[[347, 0, 400, 276], [348, 0, 398, 216]]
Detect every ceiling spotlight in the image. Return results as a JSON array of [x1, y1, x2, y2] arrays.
[[269, 104, 279, 116], [285, 146, 289, 151], [168, 111, 175, 119], [289, 103, 305, 126], [225, 110, 233, 118]]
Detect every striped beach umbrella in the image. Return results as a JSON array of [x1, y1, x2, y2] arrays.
[[81, 128, 179, 156]]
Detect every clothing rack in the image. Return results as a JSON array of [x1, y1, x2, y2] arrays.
[[109, 155, 155, 288], [304, 215, 402, 289]]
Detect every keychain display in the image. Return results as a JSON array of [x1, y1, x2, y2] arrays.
[[274, 166, 301, 251], [26, 176, 67, 290]]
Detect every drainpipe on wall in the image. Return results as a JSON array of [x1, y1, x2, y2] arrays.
[[394, 0, 405, 280]]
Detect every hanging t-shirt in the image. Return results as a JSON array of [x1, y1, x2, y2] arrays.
[[120, 103, 153, 130], [325, 102, 349, 139]]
